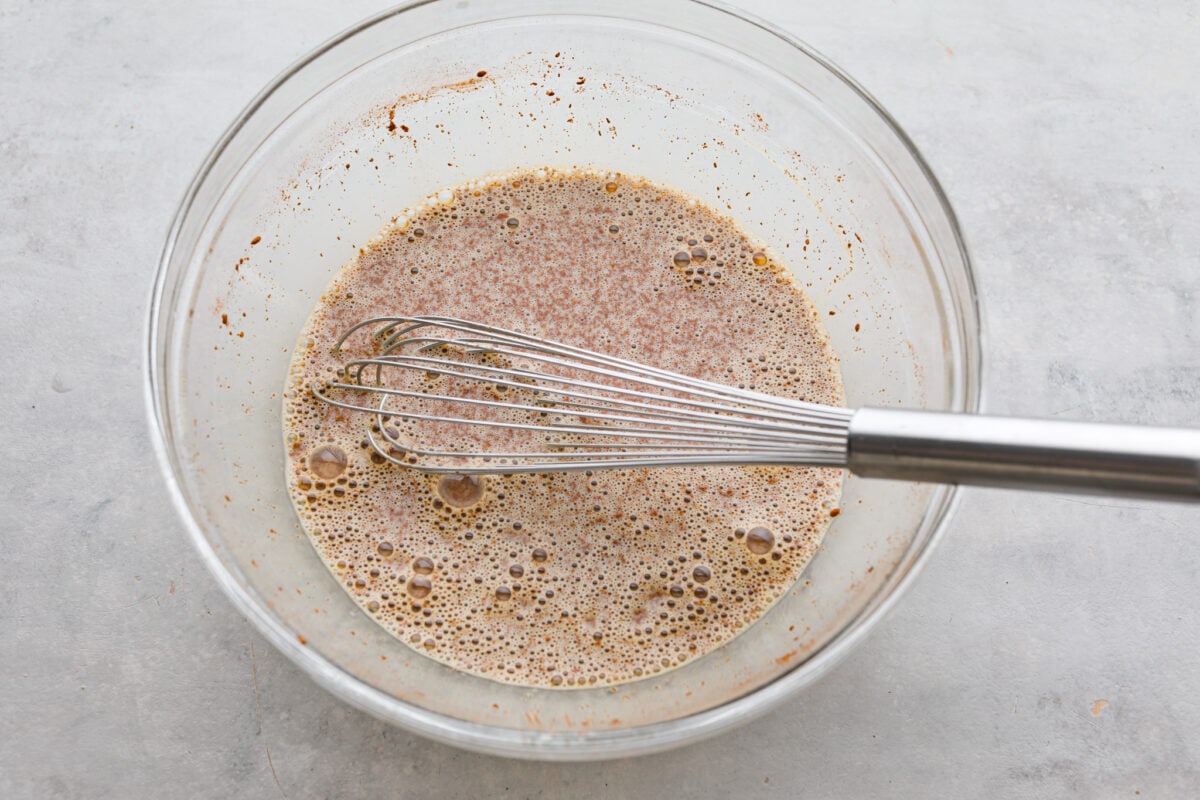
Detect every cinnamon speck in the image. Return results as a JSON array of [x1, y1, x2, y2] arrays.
[[476, 70, 487, 78], [250, 235, 262, 245]]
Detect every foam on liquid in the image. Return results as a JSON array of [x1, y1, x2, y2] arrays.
[[284, 167, 844, 688]]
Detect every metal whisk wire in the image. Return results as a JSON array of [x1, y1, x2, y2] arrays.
[[313, 315, 854, 474], [305, 314, 1200, 499]]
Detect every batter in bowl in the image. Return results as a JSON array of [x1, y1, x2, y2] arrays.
[[284, 167, 844, 687]]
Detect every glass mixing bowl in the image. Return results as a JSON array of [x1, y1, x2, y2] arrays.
[[146, 0, 979, 760]]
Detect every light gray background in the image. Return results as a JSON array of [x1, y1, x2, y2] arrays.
[[3, 1, 1198, 796]]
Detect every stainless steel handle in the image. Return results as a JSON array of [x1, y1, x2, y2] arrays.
[[847, 407, 1200, 501]]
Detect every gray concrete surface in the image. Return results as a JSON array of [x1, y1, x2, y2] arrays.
[[3, 0, 1199, 796]]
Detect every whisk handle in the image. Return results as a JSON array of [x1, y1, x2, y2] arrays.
[[846, 408, 1200, 501]]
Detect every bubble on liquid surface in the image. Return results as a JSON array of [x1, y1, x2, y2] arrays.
[[745, 526, 775, 555], [309, 446, 347, 479], [437, 474, 484, 507]]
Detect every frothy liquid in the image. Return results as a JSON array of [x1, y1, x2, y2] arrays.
[[284, 167, 844, 688]]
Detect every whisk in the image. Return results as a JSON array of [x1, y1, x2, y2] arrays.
[[313, 315, 1200, 501]]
